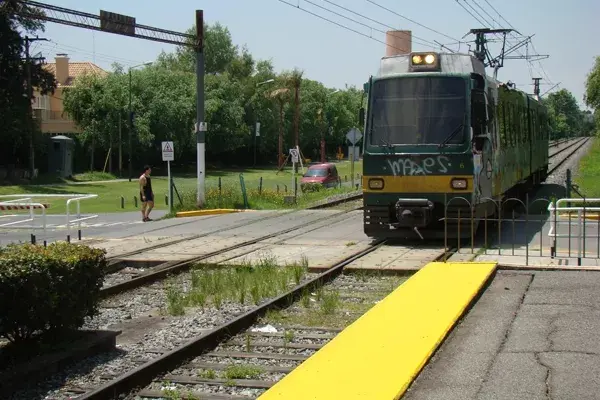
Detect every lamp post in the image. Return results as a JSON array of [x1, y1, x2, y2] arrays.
[[128, 62, 153, 182], [254, 79, 275, 167], [321, 89, 340, 163]]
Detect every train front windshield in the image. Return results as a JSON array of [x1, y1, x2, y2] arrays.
[[368, 76, 467, 147]]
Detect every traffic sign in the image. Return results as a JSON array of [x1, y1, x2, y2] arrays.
[[162, 141, 174, 162], [289, 148, 299, 163], [346, 128, 363, 145], [195, 122, 208, 132], [255, 122, 261, 137]]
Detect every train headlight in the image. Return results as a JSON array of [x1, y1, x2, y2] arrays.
[[451, 178, 468, 190], [368, 178, 385, 190], [409, 52, 441, 72]]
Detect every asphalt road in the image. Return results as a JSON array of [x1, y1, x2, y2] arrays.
[[0, 210, 168, 245], [403, 270, 600, 400]]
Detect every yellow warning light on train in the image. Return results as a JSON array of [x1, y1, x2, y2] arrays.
[[412, 55, 423, 64]]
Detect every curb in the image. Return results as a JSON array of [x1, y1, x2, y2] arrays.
[[175, 209, 251, 218]]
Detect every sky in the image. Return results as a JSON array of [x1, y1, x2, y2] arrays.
[[30, 0, 600, 109]]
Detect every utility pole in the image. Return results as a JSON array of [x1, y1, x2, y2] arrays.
[[532, 78, 542, 98], [24, 36, 48, 179]]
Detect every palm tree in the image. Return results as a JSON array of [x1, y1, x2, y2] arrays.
[[279, 68, 303, 171], [269, 87, 290, 168]]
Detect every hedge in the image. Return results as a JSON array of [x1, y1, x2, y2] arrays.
[[0, 242, 107, 343]]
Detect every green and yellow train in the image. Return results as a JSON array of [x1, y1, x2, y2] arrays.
[[360, 51, 550, 240]]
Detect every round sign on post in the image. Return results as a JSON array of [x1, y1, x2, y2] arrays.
[[289, 148, 299, 164]]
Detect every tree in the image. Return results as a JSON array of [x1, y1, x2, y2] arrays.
[[585, 56, 600, 111], [155, 22, 237, 75], [60, 20, 365, 171], [0, 0, 56, 174], [544, 89, 582, 139]]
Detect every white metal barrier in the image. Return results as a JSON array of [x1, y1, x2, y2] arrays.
[[0, 194, 98, 243], [548, 198, 600, 262]]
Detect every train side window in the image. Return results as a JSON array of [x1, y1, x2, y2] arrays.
[[499, 100, 506, 147], [519, 106, 529, 144]]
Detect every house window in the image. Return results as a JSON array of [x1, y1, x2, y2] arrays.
[[32, 94, 49, 110]]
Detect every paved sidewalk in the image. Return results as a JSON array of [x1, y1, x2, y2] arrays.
[[404, 270, 600, 400]]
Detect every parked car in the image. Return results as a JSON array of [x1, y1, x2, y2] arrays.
[[300, 163, 340, 192]]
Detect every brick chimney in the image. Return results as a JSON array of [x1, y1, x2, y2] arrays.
[[55, 53, 69, 85], [385, 31, 412, 57]]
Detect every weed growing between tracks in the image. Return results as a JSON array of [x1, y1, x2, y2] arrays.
[[261, 271, 409, 329], [163, 256, 311, 316]]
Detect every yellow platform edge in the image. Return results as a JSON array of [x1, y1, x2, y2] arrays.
[[557, 212, 600, 220], [257, 261, 497, 400], [175, 209, 251, 218]]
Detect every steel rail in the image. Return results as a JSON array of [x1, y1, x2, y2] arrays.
[[549, 137, 588, 159], [547, 137, 590, 176], [104, 192, 363, 265], [100, 204, 364, 297], [79, 239, 390, 399]]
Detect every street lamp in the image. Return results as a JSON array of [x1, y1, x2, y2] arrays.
[[321, 89, 341, 163], [128, 62, 153, 182], [254, 79, 275, 166]]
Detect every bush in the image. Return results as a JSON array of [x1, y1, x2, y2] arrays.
[[300, 182, 324, 193], [0, 242, 107, 343]]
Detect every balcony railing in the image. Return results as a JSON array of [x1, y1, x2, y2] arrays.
[[33, 109, 72, 121]]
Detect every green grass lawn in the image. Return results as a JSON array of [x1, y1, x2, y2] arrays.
[[0, 160, 363, 215], [575, 138, 600, 198]]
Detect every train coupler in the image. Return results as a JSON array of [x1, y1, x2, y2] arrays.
[[393, 199, 435, 229]]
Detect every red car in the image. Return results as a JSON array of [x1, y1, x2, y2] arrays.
[[300, 163, 340, 191]]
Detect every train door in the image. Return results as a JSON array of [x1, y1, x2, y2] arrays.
[[475, 87, 496, 202]]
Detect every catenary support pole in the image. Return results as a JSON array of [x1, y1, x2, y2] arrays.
[[196, 10, 205, 207]]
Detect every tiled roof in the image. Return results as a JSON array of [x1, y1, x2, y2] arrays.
[[43, 62, 108, 87]]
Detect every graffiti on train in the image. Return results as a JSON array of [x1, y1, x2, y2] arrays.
[[386, 156, 451, 176]]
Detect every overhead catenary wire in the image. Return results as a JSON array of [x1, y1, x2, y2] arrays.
[[365, 0, 460, 42], [473, 0, 555, 87]]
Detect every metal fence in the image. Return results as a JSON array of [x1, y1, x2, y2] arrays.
[[441, 194, 600, 266], [0, 194, 98, 245]]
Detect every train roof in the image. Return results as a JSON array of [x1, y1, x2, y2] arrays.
[[377, 51, 540, 101]]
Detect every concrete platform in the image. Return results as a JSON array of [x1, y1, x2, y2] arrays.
[[404, 270, 600, 400], [258, 262, 497, 400]]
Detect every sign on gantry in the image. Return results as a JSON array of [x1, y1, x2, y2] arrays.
[[162, 141, 174, 162]]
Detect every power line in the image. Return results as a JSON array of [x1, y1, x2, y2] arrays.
[[303, 0, 434, 49], [365, 0, 460, 42], [320, 0, 441, 49], [275, 0, 408, 54]]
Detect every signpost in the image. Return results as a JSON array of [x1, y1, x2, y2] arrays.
[[162, 141, 174, 213], [290, 148, 299, 198], [254, 122, 260, 166], [346, 128, 362, 190]]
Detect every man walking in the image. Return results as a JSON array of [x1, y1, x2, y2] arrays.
[[139, 165, 154, 222]]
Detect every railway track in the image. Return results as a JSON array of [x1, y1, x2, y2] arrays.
[[99, 201, 365, 298], [548, 137, 588, 159], [79, 242, 453, 400], [11, 239, 454, 400], [547, 136, 590, 175], [104, 192, 363, 268]]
